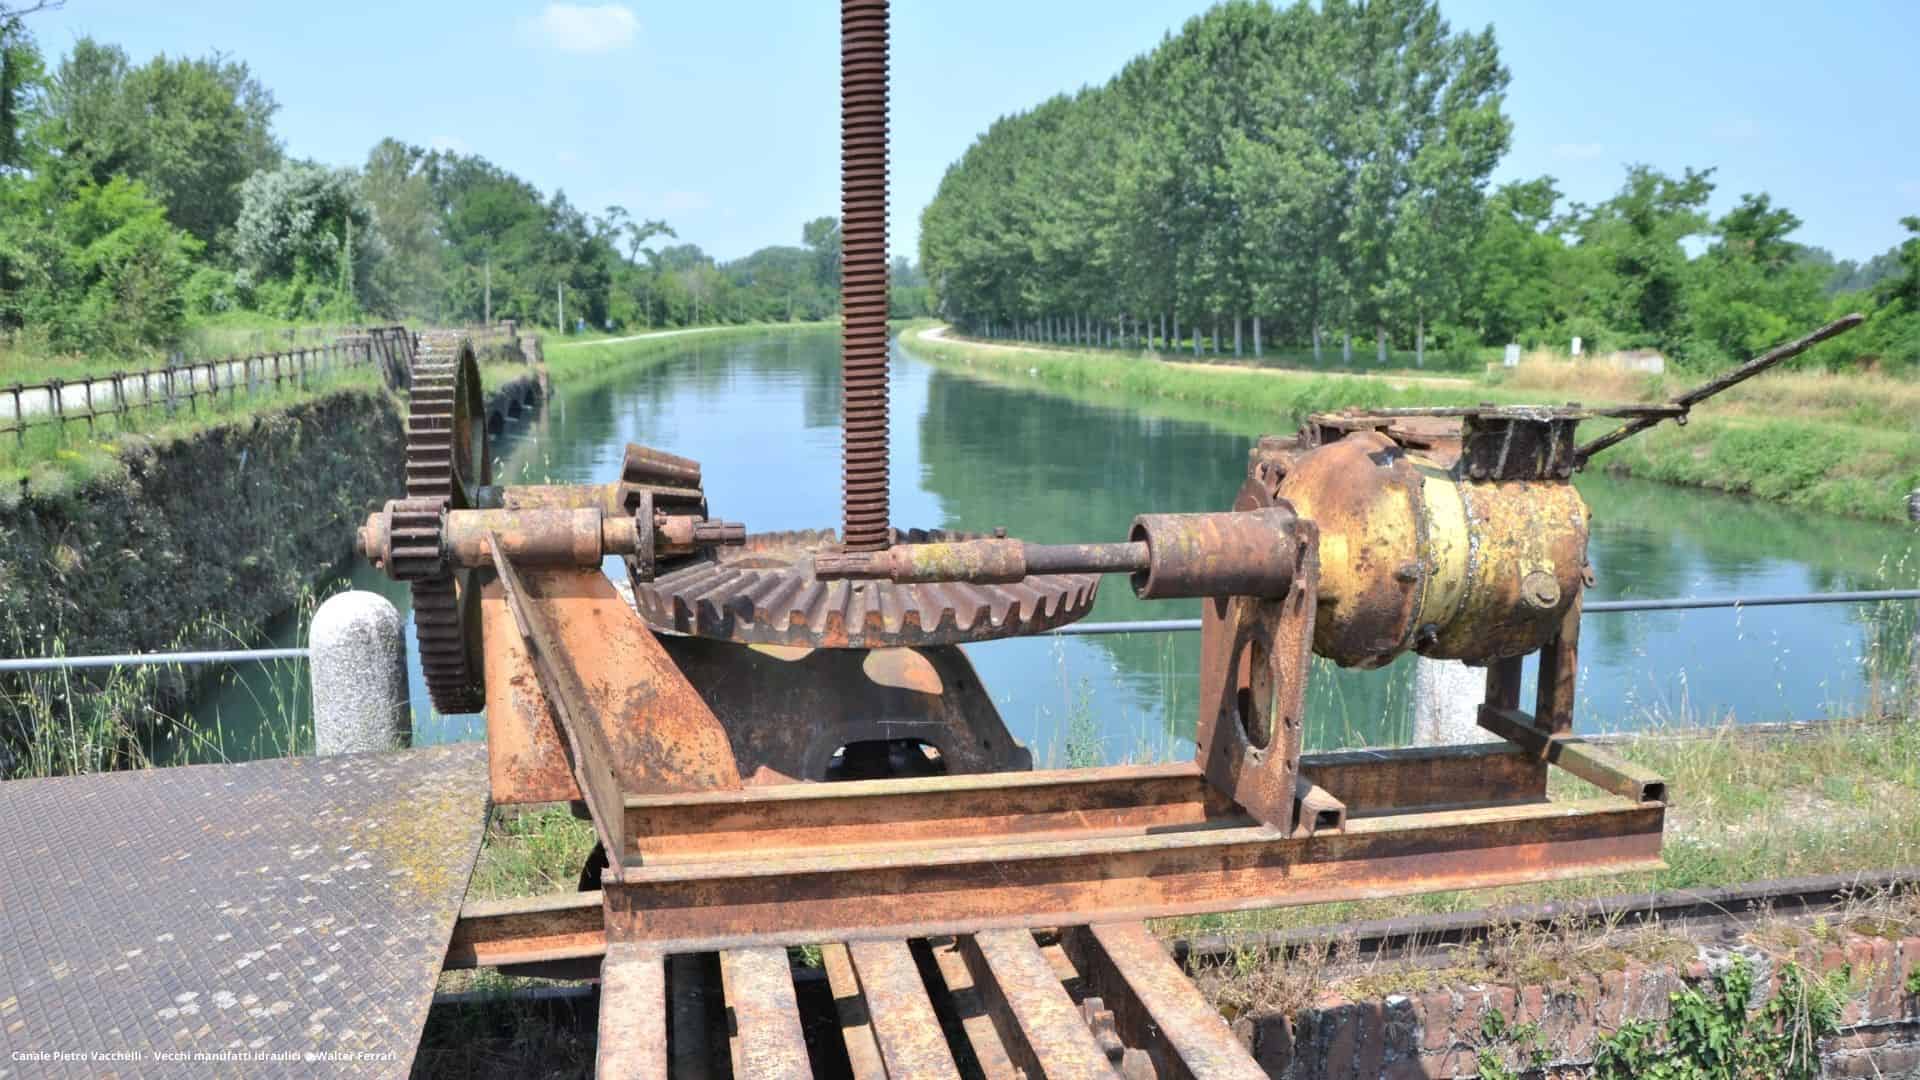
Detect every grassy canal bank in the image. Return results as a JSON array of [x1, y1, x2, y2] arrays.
[[899, 322, 1920, 524]]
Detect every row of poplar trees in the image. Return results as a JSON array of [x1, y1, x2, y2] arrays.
[[919, 0, 1508, 366]]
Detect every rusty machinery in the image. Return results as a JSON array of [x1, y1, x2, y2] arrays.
[[351, 2, 1868, 1072]]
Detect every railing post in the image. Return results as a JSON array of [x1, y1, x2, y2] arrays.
[[46, 378, 63, 438], [1412, 656, 1485, 746], [8, 383, 22, 445], [310, 591, 412, 755]]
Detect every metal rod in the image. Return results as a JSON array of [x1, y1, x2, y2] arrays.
[[1035, 588, 1920, 637], [0, 647, 310, 672], [3, 589, 1914, 671], [1575, 314, 1865, 465]]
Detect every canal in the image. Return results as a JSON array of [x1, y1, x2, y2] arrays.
[[175, 327, 1919, 765]]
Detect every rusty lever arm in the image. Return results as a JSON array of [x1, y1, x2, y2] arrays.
[[1574, 313, 1864, 467]]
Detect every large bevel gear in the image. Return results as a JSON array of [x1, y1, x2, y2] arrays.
[[631, 529, 1099, 648], [406, 332, 490, 714]]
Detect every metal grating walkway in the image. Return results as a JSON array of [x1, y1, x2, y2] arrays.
[[0, 744, 488, 1078]]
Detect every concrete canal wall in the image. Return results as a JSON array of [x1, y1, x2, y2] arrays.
[[0, 387, 405, 674]]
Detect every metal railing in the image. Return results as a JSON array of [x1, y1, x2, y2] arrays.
[[0, 587, 1915, 672], [0, 326, 415, 444], [1050, 588, 1920, 636]]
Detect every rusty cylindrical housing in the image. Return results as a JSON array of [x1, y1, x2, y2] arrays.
[[1273, 429, 1589, 668]]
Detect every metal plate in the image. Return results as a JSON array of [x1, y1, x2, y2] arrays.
[[0, 744, 488, 1078]]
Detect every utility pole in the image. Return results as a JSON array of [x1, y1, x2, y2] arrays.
[[484, 257, 491, 327], [557, 282, 565, 333]]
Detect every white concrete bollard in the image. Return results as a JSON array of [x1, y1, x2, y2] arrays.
[[1412, 655, 1485, 746], [310, 590, 411, 755]]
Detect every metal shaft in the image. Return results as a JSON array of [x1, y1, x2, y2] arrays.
[[840, 0, 891, 551], [1575, 313, 1863, 465]]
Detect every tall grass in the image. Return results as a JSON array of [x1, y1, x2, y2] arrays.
[[2, 594, 321, 780]]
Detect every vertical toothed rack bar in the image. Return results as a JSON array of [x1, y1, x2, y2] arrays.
[[840, 0, 891, 551]]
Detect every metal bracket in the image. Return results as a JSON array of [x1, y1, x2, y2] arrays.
[[1196, 518, 1324, 832]]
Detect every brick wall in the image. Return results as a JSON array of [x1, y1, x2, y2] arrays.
[[1229, 930, 1920, 1078]]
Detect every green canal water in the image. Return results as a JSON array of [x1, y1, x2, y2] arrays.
[[176, 327, 1918, 765]]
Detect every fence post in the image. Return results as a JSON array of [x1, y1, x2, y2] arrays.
[[310, 591, 411, 754], [1412, 656, 1485, 746], [81, 378, 95, 435], [8, 383, 21, 445], [46, 378, 63, 438]]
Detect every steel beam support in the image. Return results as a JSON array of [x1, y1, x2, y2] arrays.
[[605, 797, 1664, 951], [1479, 707, 1668, 804], [444, 890, 605, 971]]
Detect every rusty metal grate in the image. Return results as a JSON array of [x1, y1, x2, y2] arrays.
[[0, 744, 487, 1078], [598, 921, 1265, 1078]]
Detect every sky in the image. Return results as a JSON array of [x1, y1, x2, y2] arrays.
[[25, 1, 1920, 265]]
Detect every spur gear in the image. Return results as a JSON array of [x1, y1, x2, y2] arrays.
[[405, 333, 490, 713]]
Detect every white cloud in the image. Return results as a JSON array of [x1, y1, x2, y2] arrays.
[[527, 3, 638, 54], [428, 135, 471, 155], [1551, 142, 1602, 161]]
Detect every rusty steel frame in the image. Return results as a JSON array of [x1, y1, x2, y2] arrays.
[[590, 727, 1662, 951], [602, 796, 1662, 952], [440, 736, 1649, 964]]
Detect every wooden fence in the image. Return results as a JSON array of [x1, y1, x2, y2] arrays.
[[0, 326, 415, 443]]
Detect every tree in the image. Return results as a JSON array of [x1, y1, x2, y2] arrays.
[[233, 161, 383, 318], [0, 5, 46, 171], [40, 38, 281, 252], [1466, 177, 1563, 344], [1685, 193, 1825, 364], [361, 138, 442, 318], [802, 215, 840, 293], [2, 173, 199, 350], [1564, 165, 1714, 354]]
